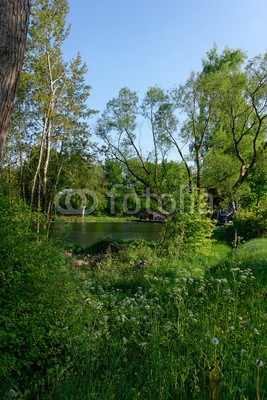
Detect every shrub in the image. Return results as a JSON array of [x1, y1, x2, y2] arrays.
[[162, 209, 215, 256], [0, 193, 89, 399], [226, 208, 267, 242]]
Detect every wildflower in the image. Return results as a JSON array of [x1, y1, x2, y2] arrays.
[[212, 337, 219, 345], [121, 314, 127, 323], [254, 328, 259, 335], [231, 267, 241, 273], [241, 349, 246, 355], [93, 331, 102, 339], [229, 326, 235, 331], [256, 359, 263, 368], [140, 342, 148, 348]]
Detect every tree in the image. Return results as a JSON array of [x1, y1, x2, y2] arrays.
[[200, 47, 267, 201], [231, 53, 267, 187], [96, 87, 181, 201], [6, 0, 93, 221], [0, 0, 31, 165], [172, 72, 217, 192]]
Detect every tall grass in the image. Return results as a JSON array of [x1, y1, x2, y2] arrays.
[[41, 238, 267, 400]]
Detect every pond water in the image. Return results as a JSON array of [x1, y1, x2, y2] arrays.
[[50, 221, 163, 246]]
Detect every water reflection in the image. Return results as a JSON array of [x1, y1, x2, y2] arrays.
[[50, 222, 163, 246]]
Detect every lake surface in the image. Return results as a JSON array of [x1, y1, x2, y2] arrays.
[[50, 221, 163, 246]]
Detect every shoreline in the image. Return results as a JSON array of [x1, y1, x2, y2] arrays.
[[53, 215, 166, 223]]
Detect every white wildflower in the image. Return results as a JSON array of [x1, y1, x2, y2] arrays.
[[212, 337, 219, 345], [229, 326, 235, 331], [256, 359, 263, 368]]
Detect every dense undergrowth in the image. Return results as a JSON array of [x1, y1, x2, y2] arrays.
[[0, 194, 266, 399], [41, 238, 267, 400], [0, 195, 93, 399]]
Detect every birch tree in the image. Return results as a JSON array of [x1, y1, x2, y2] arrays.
[[9, 0, 93, 219]]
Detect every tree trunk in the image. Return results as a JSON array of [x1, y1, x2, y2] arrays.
[[31, 124, 46, 207], [42, 120, 52, 214], [195, 148, 201, 192], [0, 0, 31, 165]]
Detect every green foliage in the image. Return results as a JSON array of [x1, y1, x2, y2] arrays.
[[1, 188, 266, 400], [79, 238, 123, 255], [0, 193, 90, 399], [162, 193, 215, 256], [5, 0, 93, 219], [39, 239, 267, 400], [96, 46, 267, 213], [202, 45, 246, 74], [215, 208, 267, 245], [96, 87, 187, 201], [2, 20, 267, 397], [228, 209, 267, 241]]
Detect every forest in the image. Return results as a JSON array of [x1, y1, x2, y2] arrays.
[[0, 0, 267, 399]]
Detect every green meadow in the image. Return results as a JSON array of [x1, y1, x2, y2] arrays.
[[41, 238, 266, 400], [0, 194, 266, 400]]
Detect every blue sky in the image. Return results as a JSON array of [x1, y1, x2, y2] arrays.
[[64, 0, 267, 115]]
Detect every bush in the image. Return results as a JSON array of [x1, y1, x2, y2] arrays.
[[226, 208, 267, 242], [0, 193, 90, 399], [162, 209, 215, 256]]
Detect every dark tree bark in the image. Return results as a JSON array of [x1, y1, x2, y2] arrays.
[[0, 0, 31, 165]]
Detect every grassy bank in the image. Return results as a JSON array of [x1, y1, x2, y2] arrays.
[[53, 215, 137, 223], [1, 193, 266, 399], [39, 238, 267, 400]]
